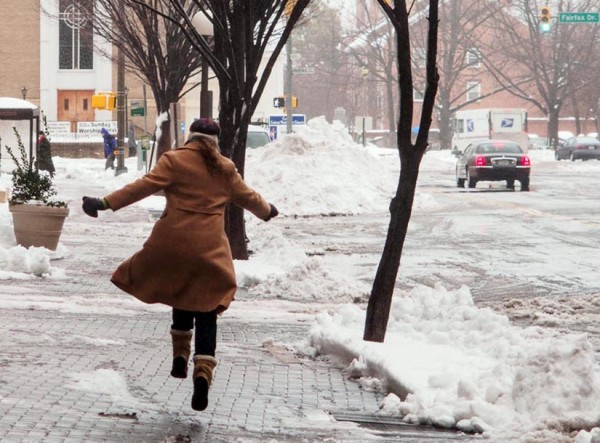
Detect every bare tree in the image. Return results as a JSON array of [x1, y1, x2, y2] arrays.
[[478, 0, 600, 148], [566, 52, 600, 135], [133, 0, 312, 260], [292, 3, 351, 123], [345, 0, 398, 146], [364, 0, 439, 342], [410, 0, 510, 149], [90, 0, 204, 159]]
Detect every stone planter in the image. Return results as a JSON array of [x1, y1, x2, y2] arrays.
[[9, 203, 69, 251]]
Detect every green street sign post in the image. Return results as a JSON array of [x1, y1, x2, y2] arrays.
[[559, 12, 599, 23]]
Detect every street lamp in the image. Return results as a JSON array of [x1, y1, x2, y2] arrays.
[[20, 86, 27, 100], [361, 65, 369, 79], [115, 49, 128, 176], [360, 66, 369, 146], [192, 12, 214, 119]]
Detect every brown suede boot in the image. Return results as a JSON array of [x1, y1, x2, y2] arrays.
[[170, 329, 193, 379], [191, 355, 217, 411]]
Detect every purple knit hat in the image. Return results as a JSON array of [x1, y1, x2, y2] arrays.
[[190, 118, 220, 136]]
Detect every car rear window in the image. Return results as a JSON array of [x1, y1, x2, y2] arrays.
[[475, 143, 523, 154], [576, 138, 600, 145], [247, 131, 270, 148]]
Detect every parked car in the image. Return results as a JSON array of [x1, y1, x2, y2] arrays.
[[528, 136, 549, 150], [455, 140, 530, 191], [558, 130, 575, 140], [246, 124, 271, 149], [555, 136, 600, 161]]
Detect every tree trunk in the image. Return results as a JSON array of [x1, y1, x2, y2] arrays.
[[364, 148, 424, 342], [385, 78, 397, 148], [217, 85, 254, 260], [571, 93, 581, 136], [225, 132, 250, 260], [547, 109, 560, 149], [156, 118, 172, 160], [438, 100, 452, 150]]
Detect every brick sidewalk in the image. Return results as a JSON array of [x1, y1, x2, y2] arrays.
[[0, 302, 388, 442]]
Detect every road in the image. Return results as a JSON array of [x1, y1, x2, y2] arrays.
[[275, 150, 600, 353]]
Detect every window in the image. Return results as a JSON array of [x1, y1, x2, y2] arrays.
[[59, 0, 93, 70], [83, 98, 88, 111], [64, 99, 69, 111], [466, 48, 481, 67], [466, 81, 481, 101], [413, 89, 424, 102], [413, 48, 426, 68]]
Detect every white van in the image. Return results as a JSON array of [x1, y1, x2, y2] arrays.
[[451, 108, 528, 153]]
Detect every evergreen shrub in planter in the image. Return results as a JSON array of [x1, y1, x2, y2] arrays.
[[5, 128, 69, 251]]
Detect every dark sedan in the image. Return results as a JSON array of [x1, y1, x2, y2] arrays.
[[456, 140, 530, 191], [555, 137, 600, 161]]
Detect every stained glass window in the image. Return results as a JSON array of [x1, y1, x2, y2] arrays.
[[59, 0, 93, 70]]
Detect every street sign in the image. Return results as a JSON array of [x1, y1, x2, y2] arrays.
[[292, 67, 315, 75], [140, 135, 150, 150], [559, 12, 599, 23], [268, 114, 306, 126], [130, 100, 145, 117]]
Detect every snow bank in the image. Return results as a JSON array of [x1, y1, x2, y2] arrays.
[[308, 284, 600, 440]]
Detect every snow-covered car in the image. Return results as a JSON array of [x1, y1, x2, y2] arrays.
[[456, 140, 531, 191], [528, 136, 549, 150]]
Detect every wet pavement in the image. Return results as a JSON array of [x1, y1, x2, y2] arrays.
[[0, 302, 475, 442]]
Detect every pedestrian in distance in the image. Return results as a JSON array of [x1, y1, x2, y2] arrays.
[[127, 125, 137, 157], [37, 131, 55, 177], [101, 127, 116, 170], [82, 118, 278, 412]]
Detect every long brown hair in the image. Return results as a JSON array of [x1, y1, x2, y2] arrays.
[[187, 134, 226, 175]]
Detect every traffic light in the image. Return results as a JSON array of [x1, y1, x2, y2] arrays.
[[540, 6, 551, 32], [273, 96, 298, 108], [92, 92, 117, 110], [106, 94, 117, 111]]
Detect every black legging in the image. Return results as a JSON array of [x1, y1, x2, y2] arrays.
[[172, 308, 217, 356]]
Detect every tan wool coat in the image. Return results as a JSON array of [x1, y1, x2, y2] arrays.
[[104, 134, 271, 313]]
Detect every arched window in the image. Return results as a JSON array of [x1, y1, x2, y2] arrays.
[[59, 0, 93, 70]]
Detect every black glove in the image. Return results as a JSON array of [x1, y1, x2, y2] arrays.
[[82, 196, 107, 218], [265, 203, 279, 221]]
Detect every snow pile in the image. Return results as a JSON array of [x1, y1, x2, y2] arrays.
[[0, 245, 53, 277], [308, 284, 600, 440], [245, 116, 396, 216], [236, 218, 367, 303], [0, 201, 61, 277]]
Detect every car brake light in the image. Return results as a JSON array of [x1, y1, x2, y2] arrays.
[[475, 156, 487, 166], [520, 156, 531, 166], [575, 145, 586, 150]]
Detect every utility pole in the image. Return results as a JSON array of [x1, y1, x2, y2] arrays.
[[285, 35, 293, 135], [115, 49, 128, 176], [200, 58, 212, 119]]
